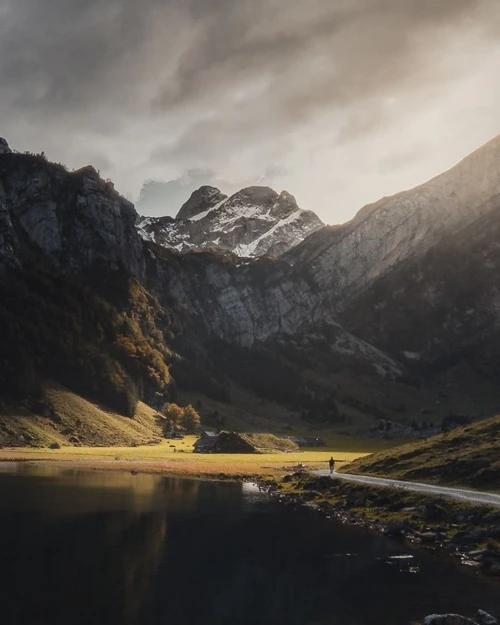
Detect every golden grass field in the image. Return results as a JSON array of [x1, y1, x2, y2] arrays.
[[0, 436, 372, 478]]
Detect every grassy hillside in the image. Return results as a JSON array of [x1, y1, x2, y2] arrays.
[[345, 413, 500, 490], [0, 381, 166, 448]]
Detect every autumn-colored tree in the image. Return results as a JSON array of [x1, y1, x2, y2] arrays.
[[162, 402, 184, 430], [181, 404, 201, 433]]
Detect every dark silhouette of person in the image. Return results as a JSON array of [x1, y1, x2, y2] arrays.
[[329, 457, 335, 474]]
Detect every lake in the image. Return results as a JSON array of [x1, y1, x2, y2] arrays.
[[0, 463, 498, 625]]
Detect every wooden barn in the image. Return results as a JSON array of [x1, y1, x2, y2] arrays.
[[193, 431, 218, 453]]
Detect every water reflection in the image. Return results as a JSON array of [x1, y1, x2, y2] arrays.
[[0, 464, 498, 625]]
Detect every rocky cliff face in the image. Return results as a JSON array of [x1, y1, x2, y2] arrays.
[[340, 192, 500, 373], [0, 148, 144, 280], [0, 139, 402, 414], [0, 143, 319, 346], [176, 185, 227, 220], [0, 138, 11, 155], [137, 185, 324, 257], [4, 134, 500, 357], [146, 251, 318, 345], [287, 135, 500, 308]]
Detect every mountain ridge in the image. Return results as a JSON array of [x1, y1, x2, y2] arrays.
[[286, 133, 500, 307], [137, 184, 324, 257]]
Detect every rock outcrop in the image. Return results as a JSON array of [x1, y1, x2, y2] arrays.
[[0, 137, 11, 155], [213, 431, 299, 453], [176, 185, 227, 220], [0, 155, 145, 279], [137, 185, 324, 257]]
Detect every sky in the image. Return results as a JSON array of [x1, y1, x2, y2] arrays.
[[1, 0, 500, 224]]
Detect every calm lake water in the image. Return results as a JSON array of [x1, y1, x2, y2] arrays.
[[0, 464, 498, 625]]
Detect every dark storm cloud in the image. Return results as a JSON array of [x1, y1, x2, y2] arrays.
[[1, 0, 494, 121], [0, 0, 499, 221], [154, 0, 483, 114], [148, 0, 499, 162], [0, 0, 164, 116]]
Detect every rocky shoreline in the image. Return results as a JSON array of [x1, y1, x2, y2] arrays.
[[255, 473, 500, 581], [423, 612, 497, 625], [253, 472, 500, 624]]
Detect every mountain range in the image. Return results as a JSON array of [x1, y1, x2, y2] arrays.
[[2, 134, 500, 444]]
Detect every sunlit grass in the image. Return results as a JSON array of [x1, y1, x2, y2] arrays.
[[0, 436, 373, 477]]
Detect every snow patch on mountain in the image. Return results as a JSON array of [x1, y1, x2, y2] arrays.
[[137, 186, 324, 257]]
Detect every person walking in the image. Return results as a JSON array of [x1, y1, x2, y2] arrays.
[[329, 456, 335, 474]]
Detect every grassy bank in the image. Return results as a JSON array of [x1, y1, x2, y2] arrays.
[[344, 414, 500, 491]]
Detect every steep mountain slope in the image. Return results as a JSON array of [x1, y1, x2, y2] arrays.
[[0, 149, 172, 415], [138, 185, 323, 257], [287, 135, 500, 307], [339, 192, 500, 382]]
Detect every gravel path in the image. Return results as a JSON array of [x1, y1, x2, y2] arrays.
[[313, 470, 500, 507]]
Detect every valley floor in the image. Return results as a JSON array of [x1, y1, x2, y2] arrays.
[[0, 439, 368, 479]]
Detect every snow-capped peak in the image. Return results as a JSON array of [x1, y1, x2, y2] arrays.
[[137, 185, 324, 257]]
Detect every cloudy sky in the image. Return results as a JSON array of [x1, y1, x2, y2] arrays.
[[1, 0, 499, 223]]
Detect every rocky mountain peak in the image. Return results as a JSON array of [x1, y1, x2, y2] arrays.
[[138, 184, 324, 257], [176, 185, 227, 220], [274, 190, 300, 219], [228, 187, 299, 217], [0, 138, 11, 155], [278, 190, 296, 203], [233, 186, 278, 203]]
